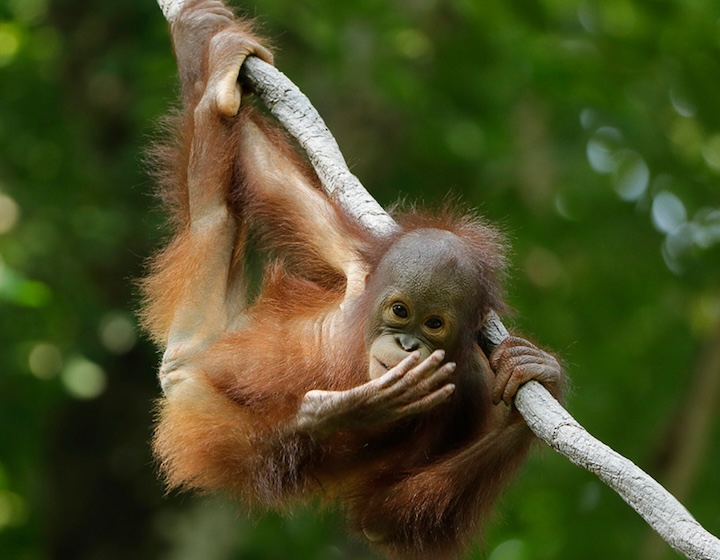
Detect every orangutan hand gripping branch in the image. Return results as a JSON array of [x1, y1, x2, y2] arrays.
[[143, 1, 564, 558]]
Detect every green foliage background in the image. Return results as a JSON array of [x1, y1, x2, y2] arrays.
[[0, 0, 719, 558]]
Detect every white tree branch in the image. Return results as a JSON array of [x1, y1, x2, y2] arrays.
[[156, 0, 184, 22], [153, 2, 720, 558], [241, 57, 399, 238]]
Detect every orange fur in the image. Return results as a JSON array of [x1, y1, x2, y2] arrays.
[[144, 4, 563, 559]]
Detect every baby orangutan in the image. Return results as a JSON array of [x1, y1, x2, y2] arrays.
[[144, 2, 564, 559]]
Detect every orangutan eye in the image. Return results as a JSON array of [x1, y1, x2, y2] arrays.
[[391, 303, 409, 319], [424, 316, 444, 330]]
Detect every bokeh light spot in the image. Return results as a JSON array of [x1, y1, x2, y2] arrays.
[[701, 134, 720, 173], [0, 24, 21, 67], [61, 357, 107, 400], [613, 150, 649, 202], [587, 127, 621, 174], [28, 343, 63, 379], [99, 312, 137, 355], [0, 193, 20, 234], [489, 539, 527, 560], [0, 490, 27, 529], [652, 191, 687, 234]]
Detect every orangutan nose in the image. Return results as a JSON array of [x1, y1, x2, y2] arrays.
[[395, 334, 420, 352]]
